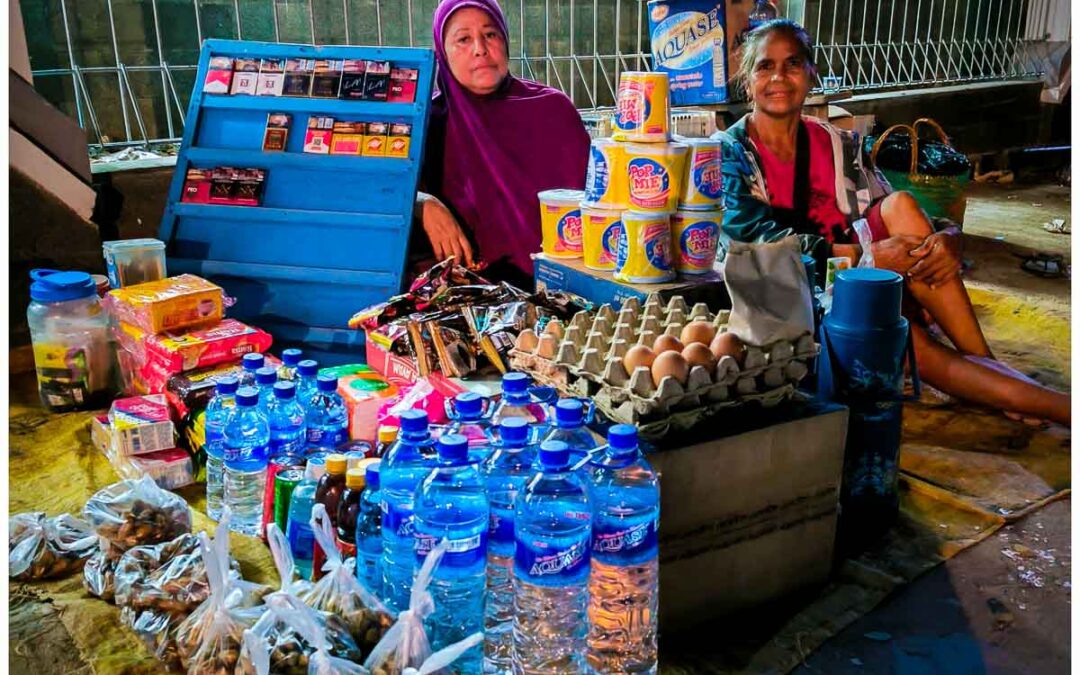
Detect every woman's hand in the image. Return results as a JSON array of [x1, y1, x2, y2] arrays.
[[418, 193, 474, 266], [907, 230, 962, 288], [870, 235, 927, 275]]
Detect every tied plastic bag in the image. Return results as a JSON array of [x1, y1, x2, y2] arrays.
[[115, 533, 204, 612], [400, 633, 483, 675], [362, 542, 446, 675], [242, 630, 272, 675], [269, 594, 367, 675], [300, 505, 394, 655], [122, 605, 183, 666], [84, 475, 192, 560], [722, 237, 814, 347], [175, 515, 265, 672], [84, 548, 119, 600], [9, 512, 97, 581], [239, 524, 363, 675]]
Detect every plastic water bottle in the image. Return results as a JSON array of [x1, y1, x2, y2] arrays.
[[542, 399, 601, 471], [513, 440, 592, 673], [380, 409, 437, 612], [203, 376, 239, 522], [414, 434, 489, 670], [222, 387, 270, 537], [238, 352, 265, 389], [480, 417, 536, 672], [491, 372, 550, 426], [305, 375, 348, 451], [586, 425, 661, 674], [287, 478, 318, 580], [255, 367, 278, 410], [446, 392, 493, 463], [355, 461, 383, 595], [267, 381, 306, 456], [296, 359, 320, 408], [278, 348, 303, 381]]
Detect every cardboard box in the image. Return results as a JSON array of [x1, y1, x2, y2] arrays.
[[109, 394, 176, 457], [534, 253, 730, 310], [650, 401, 848, 628]]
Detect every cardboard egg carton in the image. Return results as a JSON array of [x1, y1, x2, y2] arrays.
[[509, 293, 818, 434]]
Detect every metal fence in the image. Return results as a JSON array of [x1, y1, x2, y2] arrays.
[[20, 0, 1049, 149]]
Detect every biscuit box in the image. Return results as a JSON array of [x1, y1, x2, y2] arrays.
[[647, 0, 729, 105]]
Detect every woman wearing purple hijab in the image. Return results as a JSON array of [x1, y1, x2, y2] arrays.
[[415, 0, 591, 288]]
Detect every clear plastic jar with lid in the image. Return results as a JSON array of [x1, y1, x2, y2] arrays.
[[27, 269, 117, 411]]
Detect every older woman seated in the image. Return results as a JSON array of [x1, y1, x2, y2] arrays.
[[714, 19, 1069, 427], [414, 0, 591, 288]]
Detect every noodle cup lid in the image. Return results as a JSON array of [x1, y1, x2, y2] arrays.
[[538, 189, 586, 206]]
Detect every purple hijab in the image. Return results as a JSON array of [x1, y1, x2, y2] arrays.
[[426, 0, 590, 276]]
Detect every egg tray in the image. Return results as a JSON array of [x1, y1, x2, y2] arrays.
[[508, 294, 819, 435]]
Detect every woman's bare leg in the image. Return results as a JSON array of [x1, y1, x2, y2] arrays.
[[877, 191, 992, 357], [911, 324, 1071, 426]]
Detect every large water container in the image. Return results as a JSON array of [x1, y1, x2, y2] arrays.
[[818, 268, 917, 550]]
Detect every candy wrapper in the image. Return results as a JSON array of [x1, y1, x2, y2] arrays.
[[83, 475, 192, 560], [104, 274, 224, 334], [239, 525, 362, 675], [299, 505, 394, 655], [348, 259, 493, 331], [9, 512, 97, 581], [167, 357, 279, 419], [176, 518, 266, 673]]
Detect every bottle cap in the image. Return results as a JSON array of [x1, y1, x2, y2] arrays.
[[345, 468, 366, 489], [298, 359, 319, 377], [304, 456, 327, 481], [538, 440, 570, 470], [215, 376, 239, 395], [554, 399, 584, 428], [607, 424, 638, 453], [437, 434, 469, 464], [236, 387, 260, 407], [242, 353, 265, 371], [501, 371, 530, 396], [365, 462, 381, 490], [273, 381, 296, 399], [281, 348, 303, 366], [316, 375, 338, 393], [325, 454, 348, 474], [256, 367, 278, 386], [377, 425, 399, 445], [454, 392, 484, 418], [399, 410, 429, 435], [29, 269, 96, 303], [498, 417, 529, 446]]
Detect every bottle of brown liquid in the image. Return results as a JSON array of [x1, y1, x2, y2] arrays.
[[311, 453, 347, 579], [375, 425, 399, 458], [336, 468, 366, 557]]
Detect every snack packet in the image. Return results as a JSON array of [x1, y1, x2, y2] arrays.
[[104, 274, 224, 334], [83, 475, 192, 560], [143, 319, 273, 374], [9, 512, 97, 581]]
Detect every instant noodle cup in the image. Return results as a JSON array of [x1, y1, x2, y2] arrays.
[[583, 138, 628, 209], [538, 189, 585, 258], [615, 211, 675, 283], [679, 137, 723, 210], [581, 206, 624, 271], [612, 71, 671, 142], [672, 209, 721, 274], [625, 142, 689, 213]]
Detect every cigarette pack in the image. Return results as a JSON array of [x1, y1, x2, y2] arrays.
[[304, 116, 335, 154], [203, 57, 234, 94], [363, 121, 388, 157], [388, 67, 419, 103], [311, 59, 343, 98], [340, 59, 367, 99], [209, 166, 239, 204], [387, 123, 412, 158], [230, 58, 260, 95], [329, 121, 365, 155], [263, 112, 292, 151], [109, 394, 176, 457], [181, 168, 211, 203], [256, 58, 285, 96], [363, 60, 391, 101], [283, 58, 314, 96], [233, 168, 266, 206]]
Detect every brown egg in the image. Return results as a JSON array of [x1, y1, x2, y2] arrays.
[[709, 331, 746, 365], [623, 345, 656, 374], [680, 320, 717, 346], [651, 350, 690, 385], [652, 334, 684, 354], [682, 342, 717, 370]]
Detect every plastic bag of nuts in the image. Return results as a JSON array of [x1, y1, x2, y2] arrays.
[[175, 518, 264, 673], [83, 548, 119, 600], [238, 524, 362, 674], [115, 533, 204, 612], [122, 605, 183, 668], [300, 505, 394, 655], [267, 594, 367, 675], [84, 476, 192, 560], [9, 512, 98, 581]]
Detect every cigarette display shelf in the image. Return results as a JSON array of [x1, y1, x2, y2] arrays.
[[160, 39, 434, 365]]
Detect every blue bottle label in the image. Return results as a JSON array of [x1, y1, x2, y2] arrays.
[[592, 516, 659, 560], [288, 525, 315, 562], [415, 530, 487, 567], [307, 425, 347, 448], [489, 507, 515, 545], [224, 442, 269, 465], [514, 535, 591, 580], [269, 434, 305, 455], [382, 501, 415, 538]]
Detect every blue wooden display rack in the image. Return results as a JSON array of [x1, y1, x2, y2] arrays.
[[159, 39, 435, 365]]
